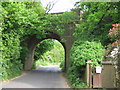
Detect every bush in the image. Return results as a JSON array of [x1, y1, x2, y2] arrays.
[[1, 60, 23, 81], [60, 60, 65, 71], [34, 39, 65, 68], [105, 23, 120, 87], [71, 40, 105, 66], [67, 40, 105, 88]]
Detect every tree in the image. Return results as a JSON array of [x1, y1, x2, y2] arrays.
[[34, 39, 54, 60], [1, 2, 78, 81], [67, 2, 119, 88], [74, 2, 119, 45]]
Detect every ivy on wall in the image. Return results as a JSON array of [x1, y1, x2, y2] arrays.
[[105, 23, 120, 87], [67, 2, 119, 88], [1, 2, 78, 81]]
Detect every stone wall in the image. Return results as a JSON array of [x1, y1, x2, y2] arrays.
[[24, 24, 75, 71]]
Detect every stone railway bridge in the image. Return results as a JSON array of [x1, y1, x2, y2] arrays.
[[24, 23, 75, 71]]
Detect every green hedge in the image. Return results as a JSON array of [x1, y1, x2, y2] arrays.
[[1, 2, 77, 81], [67, 40, 105, 88], [1, 31, 23, 81]]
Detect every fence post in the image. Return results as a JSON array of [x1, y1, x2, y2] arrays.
[[93, 66, 102, 88], [86, 60, 92, 88], [101, 61, 115, 88]]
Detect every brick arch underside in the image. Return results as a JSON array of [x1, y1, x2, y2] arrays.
[[24, 32, 66, 71], [24, 29, 75, 71]]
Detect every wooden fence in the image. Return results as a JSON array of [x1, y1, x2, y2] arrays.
[[85, 60, 117, 88]]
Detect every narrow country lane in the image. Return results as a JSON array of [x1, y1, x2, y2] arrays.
[[1, 65, 70, 88]]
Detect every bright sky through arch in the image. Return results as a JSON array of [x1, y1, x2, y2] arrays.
[[41, 0, 80, 13]]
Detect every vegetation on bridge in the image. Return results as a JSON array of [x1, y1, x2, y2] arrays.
[[67, 2, 119, 88], [0, 2, 77, 81], [0, 1, 119, 88], [34, 39, 64, 67]]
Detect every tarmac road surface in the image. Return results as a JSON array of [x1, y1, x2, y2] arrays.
[[1, 65, 70, 88]]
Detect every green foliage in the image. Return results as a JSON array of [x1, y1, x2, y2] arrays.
[[37, 11, 78, 35], [35, 39, 64, 67], [2, 2, 46, 38], [1, 31, 23, 81], [67, 2, 119, 88], [67, 66, 88, 88], [34, 39, 54, 60], [60, 60, 65, 71], [108, 23, 120, 41], [104, 23, 120, 87], [2, 60, 23, 81], [58, 11, 79, 24], [1, 2, 45, 81], [67, 40, 104, 88], [2, 2, 118, 88], [36, 60, 50, 66], [74, 2, 119, 45], [1, 1, 77, 81], [24, 2, 45, 15], [71, 40, 105, 66], [49, 40, 64, 63]]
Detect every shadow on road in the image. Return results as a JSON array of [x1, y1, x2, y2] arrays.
[[2, 65, 69, 88]]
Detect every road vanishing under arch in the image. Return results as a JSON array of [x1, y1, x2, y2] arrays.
[[24, 24, 75, 71]]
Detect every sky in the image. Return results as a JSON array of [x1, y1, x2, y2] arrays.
[[41, 0, 80, 13]]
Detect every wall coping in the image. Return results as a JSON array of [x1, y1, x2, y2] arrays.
[[101, 61, 113, 65]]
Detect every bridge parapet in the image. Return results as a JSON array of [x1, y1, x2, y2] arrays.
[[24, 24, 75, 71]]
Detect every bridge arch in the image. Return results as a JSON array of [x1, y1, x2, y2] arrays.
[[24, 26, 75, 71]]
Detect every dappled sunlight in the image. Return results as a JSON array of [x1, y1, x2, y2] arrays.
[[2, 65, 69, 88], [1, 1, 119, 88], [34, 39, 65, 70], [36, 65, 61, 72]]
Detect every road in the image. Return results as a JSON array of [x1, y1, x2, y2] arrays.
[[1, 65, 70, 88]]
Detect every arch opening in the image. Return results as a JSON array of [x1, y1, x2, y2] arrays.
[[24, 32, 67, 71], [24, 29, 75, 71], [33, 39, 65, 70]]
